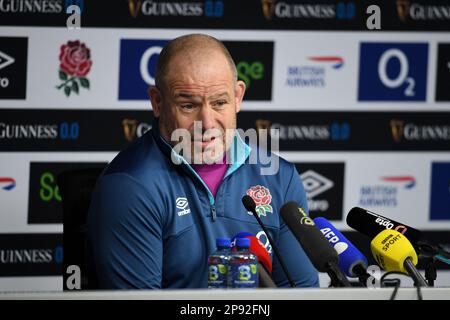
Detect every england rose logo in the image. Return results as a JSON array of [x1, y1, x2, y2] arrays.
[[56, 40, 92, 97], [246, 185, 273, 217]]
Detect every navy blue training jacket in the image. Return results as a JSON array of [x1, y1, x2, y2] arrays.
[[87, 120, 319, 289]]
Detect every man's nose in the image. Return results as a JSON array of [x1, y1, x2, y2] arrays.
[[198, 105, 215, 131]]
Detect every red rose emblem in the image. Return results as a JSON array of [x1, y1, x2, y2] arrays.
[[59, 40, 92, 77], [56, 40, 92, 97], [247, 185, 272, 206]]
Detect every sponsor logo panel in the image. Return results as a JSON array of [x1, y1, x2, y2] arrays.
[[239, 111, 450, 151], [358, 42, 428, 101], [295, 162, 345, 221], [0, 37, 27, 99], [429, 162, 450, 220], [435, 43, 450, 102], [118, 39, 273, 101], [28, 162, 107, 224], [0, 109, 154, 151], [1, 1, 449, 30], [0, 233, 62, 276], [224, 41, 273, 101]]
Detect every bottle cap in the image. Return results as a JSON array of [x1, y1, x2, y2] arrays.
[[235, 237, 250, 248], [216, 238, 231, 248]]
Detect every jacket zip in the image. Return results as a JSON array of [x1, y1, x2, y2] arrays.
[[210, 205, 217, 221]]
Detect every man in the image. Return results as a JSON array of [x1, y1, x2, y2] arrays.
[[87, 34, 319, 289]]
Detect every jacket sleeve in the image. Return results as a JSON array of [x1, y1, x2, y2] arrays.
[[271, 164, 320, 288], [87, 173, 164, 289]]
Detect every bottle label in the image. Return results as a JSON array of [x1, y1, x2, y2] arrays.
[[208, 263, 228, 288], [230, 262, 258, 288]]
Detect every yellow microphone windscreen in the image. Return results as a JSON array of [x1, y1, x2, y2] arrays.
[[370, 229, 418, 273]]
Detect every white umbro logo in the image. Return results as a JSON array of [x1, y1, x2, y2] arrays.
[[300, 170, 334, 199], [176, 197, 191, 216], [0, 51, 15, 71]]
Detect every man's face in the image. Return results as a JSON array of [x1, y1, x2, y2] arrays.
[[150, 51, 246, 164]]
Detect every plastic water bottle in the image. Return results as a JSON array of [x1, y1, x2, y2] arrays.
[[207, 238, 231, 288], [229, 237, 258, 288]]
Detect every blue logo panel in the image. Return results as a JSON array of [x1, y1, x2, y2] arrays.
[[358, 43, 428, 101], [430, 162, 450, 220], [118, 39, 169, 100]]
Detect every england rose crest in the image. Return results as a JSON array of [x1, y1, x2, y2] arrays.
[[56, 40, 92, 97], [246, 185, 273, 217]]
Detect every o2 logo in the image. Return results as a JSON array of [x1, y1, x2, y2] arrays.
[[378, 49, 416, 97], [358, 43, 428, 101], [138, 46, 163, 86], [118, 39, 168, 100]]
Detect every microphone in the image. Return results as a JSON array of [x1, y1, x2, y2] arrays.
[[233, 232, 277, 288], [242, 195, 296, 288], [346, 207, 450, 260], [313, 217, 370, 285], [234, 232, 272, 272], [346, 207, 424, 244], [371, 229, 428, 287], [280, 201, 351, 287]]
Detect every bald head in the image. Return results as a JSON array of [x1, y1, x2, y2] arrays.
[[155, 34, 237, 91]]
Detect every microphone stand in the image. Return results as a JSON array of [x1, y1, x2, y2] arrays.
[[403, 258, 429, 287], [424, 257, 437, 287], [326, 262, 352, 287]]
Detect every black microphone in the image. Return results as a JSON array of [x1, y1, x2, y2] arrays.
[[242, 195, 296, 288], [346, 207, 450, 258], [280, 201, 351, 287], [347, 207, 448, 287], [346, 207, 424, 244]]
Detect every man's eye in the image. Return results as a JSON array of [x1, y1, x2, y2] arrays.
[[214, 100, 227, 107], [181, 104, 195, 110]]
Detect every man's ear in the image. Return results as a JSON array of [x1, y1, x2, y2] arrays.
[[148, 86, 163, 117], [234, 80, 246, 113]]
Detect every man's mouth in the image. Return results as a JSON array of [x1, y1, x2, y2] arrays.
[[192, 135, 221, 149], [194, 136, 214, 146]]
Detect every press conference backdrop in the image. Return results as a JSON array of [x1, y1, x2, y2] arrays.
[[1, 0, 450, 291]]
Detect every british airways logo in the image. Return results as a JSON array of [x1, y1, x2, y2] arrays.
[[0, 177, 16, 191], [286, 55, 345, 88], [359, 175, 416, 208], [307, 56, 344, 69], [381, 176, 416, 189]]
